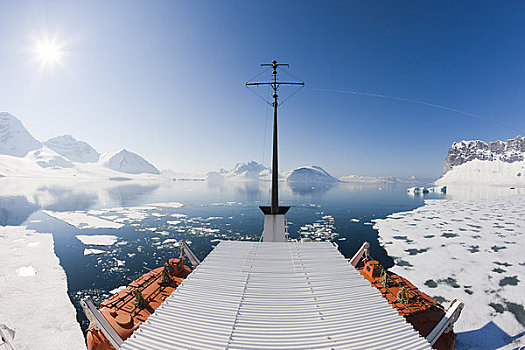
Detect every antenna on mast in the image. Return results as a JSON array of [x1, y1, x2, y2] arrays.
[[246, 60, 304, 242], [246, 60, 304, 215]]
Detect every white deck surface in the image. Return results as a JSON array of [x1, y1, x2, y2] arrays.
[[121, 241, 431, 349]]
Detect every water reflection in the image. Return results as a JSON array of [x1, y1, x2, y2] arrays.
[[445, 184, 525, 200], [0, 196, 39, 225], [0, 178, 159, 225], [287, 181, 336, 195]]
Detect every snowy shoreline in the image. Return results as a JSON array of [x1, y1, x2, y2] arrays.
[[373, 191, 525, 349], [0, 226, 86, 350]]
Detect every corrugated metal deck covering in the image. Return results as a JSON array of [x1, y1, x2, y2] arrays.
[[121, 241, 431, 350]]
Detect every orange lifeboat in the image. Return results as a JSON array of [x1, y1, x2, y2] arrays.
[[84, 256, 191, 350], [358, 257, 457, 350]]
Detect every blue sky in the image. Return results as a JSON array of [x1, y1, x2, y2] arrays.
[[1, 1, 524, 178]]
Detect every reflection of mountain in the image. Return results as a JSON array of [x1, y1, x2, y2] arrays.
[[0, 196, 39, 226], [286, 181, 336, 196], [207, 179, 266, 201], [0, 178, 159, 215], [103, 183, 159, 207], [235, 181, 263, 201], [35, 186, 98, 212]]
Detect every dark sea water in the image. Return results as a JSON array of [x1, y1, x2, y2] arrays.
[[0, 178, 443, 332]]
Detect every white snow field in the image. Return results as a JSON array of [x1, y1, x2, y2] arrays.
[[0, 226, 86, 349], [437, 159, 525, 186], [374, 193, 525, 349]]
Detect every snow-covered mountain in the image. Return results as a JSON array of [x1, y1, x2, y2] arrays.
[[44, 135, 100, 163], [206, 161, 268, 181], [26, 147, 74, 169], [339, 175, 397, 183], [0, 112, 162, 178], [0, 112, 42, 157], [230, 161, 267, 178], [284, 166, 339, 183], [99, 149, 160, 175], [338, 174, 420, 184], [437, 136, 525, 185]]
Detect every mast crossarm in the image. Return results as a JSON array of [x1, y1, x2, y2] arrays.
[[261, 63, 289, 67], [246, 82, 304, 86]]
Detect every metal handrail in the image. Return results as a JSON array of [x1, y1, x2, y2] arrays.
[[80, 297, 124, 349], [0, 324, 16, 350]]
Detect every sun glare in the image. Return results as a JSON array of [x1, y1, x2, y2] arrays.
[[37, 41, 61, 64], [31, 34, 67, 69]]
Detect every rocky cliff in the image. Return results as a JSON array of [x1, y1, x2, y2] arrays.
[[443, 136, 525, 174]]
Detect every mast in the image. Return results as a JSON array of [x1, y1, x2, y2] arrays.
[[246, 60, 304, 214], [270, 61, 279, 213]]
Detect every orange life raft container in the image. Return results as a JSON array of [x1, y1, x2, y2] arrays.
[[86, 257, 191, 350], [358, 259, 456, 350]]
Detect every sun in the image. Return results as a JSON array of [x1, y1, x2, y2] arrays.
[[36, 40, 62, 64], [30, 33, 67, 70]]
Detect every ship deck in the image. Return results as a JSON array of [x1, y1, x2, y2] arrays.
[[121, 241, 431, 349]]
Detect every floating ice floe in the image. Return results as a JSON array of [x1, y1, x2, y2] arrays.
[[114, 258, 125, 267], [149, 202, 184, 208], [43, 210, 124, 229], [109, 285, 127, 294], [167, 220, 181, 225], [407, 186, 429, 194], [299, 215, 338, 241], [84, 248, 106, 256], [351, 218, 360, 222], [374, 194, 525, 349], [0, 226, 86, 349], [161, 239, 180, 246], [76, 235, 118, 246], [171, 213, 187, 218]]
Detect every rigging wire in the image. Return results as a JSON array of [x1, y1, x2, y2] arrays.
[[312, 88, 524, 135], [246, 67, 273, 106], [280, 84, 305, 106], [279, 66, 306, 106]]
